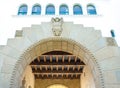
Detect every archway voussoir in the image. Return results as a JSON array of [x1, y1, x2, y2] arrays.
[[61, 41, 68, 51]]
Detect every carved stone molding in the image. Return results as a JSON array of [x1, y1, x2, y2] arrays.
[[51, 17, 63, 36]]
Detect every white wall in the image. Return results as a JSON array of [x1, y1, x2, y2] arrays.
[[0, 0, 120, 46]]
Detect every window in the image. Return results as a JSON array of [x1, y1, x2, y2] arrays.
[[46, 4, 55, 15], [32, 4, 41, 15], [110, 30, 115, 37], [87, 4, 97, 15], [73, 5, 83, 15], [59, 4, 69, 15], [18, 4, 28, 15]]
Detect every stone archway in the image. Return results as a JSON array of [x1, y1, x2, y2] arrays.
[[10, 38, 104, 88], [1, 20, 119, 88]]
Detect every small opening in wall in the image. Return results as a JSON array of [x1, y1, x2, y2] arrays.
[[110, 29, 115, 37]]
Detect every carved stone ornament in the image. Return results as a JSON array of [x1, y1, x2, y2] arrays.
[[51, 17, 63, 36]]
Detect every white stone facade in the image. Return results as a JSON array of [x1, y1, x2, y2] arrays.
[[1, 0, 120, 46], [0, 20, 120, 88]]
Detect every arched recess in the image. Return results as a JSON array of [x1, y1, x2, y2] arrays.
[[46, 4, 55, 15], [73, 4, 83, 15], [87, 4, 97, 15], [59, 4, 69, 15], [9, 37, 104, 88], [47, 84, 68, 88], [18, 4, 28, 15], [31, 4, 41, 15]]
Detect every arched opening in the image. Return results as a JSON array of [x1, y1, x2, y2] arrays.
[[73, 4, 83, 15], [87, 4, 97, 15], [46, 4, 55, 15], [10, 38, 103, 88], [47, 84, 68, 88], [30, 51, 85, 88], [18, 4, 28, 15], [32, 4, 41, 15], [59, 4, 69, 15]]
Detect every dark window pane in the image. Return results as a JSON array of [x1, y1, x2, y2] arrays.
[[73, 5, 83, 15], [87, 5, 97, 15], [59, 5, 69, 15], [18, 5, 27, 15], [46, 5, 55, 15], [32, 5, 41, 15]]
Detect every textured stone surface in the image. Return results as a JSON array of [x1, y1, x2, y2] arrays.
[[0, 22, 120, 88]]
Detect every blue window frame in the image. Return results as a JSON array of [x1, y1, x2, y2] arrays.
[[87, 4, 97, 15], [18, 4, 27, 15], [46, 4, 55, 15], [32, 4, 41, 15], [73, 5, 83, 15], [59, 4, 69, 15]]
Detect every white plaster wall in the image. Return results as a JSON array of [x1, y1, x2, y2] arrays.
[[21, 66, 35, 88], [0, 47, 4, 72], [81, 66, 95, 88], [0, 0, 120, 46], [0, 56, 3, 74]]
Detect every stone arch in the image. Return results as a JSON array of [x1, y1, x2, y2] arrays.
[[9, 37, 104, 88]]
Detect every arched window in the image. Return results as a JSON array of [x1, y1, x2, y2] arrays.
[[18, 4, 28, 15], [46, 4, 55, 15], [73, 5, 83, 15], [87, 4, 97, 15], [59, 4, 69, 15], [32, 4, 41, 15]]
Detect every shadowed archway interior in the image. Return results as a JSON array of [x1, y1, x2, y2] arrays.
[[30, 51, 85, 79]]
